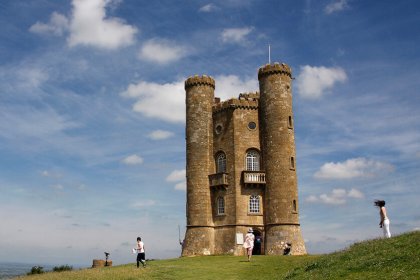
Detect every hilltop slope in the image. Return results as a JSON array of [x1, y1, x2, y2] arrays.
[[19, 231, 419, 280]]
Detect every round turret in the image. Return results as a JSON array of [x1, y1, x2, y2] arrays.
[[182, 74, 215, 256], [258, 62, 306, 255]]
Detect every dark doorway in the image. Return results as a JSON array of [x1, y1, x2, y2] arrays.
[[252, 230, 262, 255]]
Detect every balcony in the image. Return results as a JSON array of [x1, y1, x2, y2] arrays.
[[209, 173, 229, 189], [243, 171, 266, 185]]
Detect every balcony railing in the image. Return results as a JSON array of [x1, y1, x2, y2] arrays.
[[209, 173, 229, 188], [243, 171, 266, 184]]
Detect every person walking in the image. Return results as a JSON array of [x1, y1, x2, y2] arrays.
[[243, 228, 255, 261], [374, 200, 391, 238], [135, 237, 146, 268]]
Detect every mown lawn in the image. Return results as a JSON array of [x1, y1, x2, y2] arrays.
[[18, 231, 419, 280]]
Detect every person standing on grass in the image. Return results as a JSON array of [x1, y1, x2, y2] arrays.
[[374, 200, 391, 238], [135, 237, 146, 268], [243, 228, 255, 261]]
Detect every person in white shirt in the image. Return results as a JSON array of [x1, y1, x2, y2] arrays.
[[136, 237, 146, 268], [375, 200, 391, 238], [243, 228, 255, 261]]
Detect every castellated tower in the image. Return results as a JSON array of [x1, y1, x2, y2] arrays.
[[258, 64, 306, 255], [183, 75, 215, 256], [182, 63, 306, 257]]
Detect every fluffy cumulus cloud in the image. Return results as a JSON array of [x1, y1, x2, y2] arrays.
[[296, 65, 347, 99], [166, 169, 186, 182], [138, 39, 187, 64], [221, 27, 253, 43], [215, 75, 258, 100], [314, 158, 395, 179], [147, 130, 174, 140], [29, 12, 69, 36], [120, 80, 185, 123], [121, 154, 143, 165], [306, 188, 364, 205], [120, 75, 256, 123], [325, 0, 349, 14], [166, 169, 186, 191], [68, 0, 137, 49]]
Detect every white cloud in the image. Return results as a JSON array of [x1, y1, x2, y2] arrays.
[[325, 0, 349, 14], [314, 158, 395, 179], [306, 188, 364, 205], [215, 75, 258, 101], [167, 170, 186, 191], [120, 79, 185, 123], [296, 65, 347, 99], [221, 27, 253, 43], [29, 12, 69, 36], [174, 181, 186, 191], [148, 130, 174, 140], [68, 0, 137, 49], [348, 188, 364, 199], [199, 4, 217, 12], [138, 39, 187, 64], [166, 169, 186, 182], [121, 75, 256, 123], [121, 154, 143, 165]]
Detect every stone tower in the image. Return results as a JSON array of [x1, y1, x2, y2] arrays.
[[183, 75, 215, 255], [182, 63, 306, 257], [258, 64, 306, 254]]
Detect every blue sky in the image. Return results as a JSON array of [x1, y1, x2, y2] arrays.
[[0, 0, 419, 266]]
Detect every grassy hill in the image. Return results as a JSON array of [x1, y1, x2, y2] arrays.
[[18, 231, 419, 280]]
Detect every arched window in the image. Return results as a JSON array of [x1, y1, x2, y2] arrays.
[[216, 152, 226, 173], [217, 197, 225, 215], [249, 195, 260, 213], [293, 200, 297, 212], [246, 150, 260, 171]]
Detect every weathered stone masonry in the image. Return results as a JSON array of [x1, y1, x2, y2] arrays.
[[182, 63, 306, 257]]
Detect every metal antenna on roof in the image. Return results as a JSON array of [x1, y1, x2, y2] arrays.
[[268, 44, 271, 64]]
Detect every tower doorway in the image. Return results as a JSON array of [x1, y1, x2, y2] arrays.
[[252, 230, 263, 255]]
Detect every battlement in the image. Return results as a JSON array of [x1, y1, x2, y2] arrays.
[[185, 75, 215, 89], [213, 93, 259, 113], [258, 63, 292, 80], [239, 92, 259, 101]]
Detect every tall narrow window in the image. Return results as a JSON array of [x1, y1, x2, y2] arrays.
[[290, 156, 295, 169], [217, 197, 225, 215], [246, 150, 260, 171], [216, 152, 226, 173], [288, 116, 293, 128], [249, 195, 260, 213], [293, 200, 297, 212]]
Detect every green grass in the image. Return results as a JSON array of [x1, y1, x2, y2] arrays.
[[18, 231, 419, 280]]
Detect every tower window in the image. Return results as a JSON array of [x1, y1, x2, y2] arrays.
[[290, 157, 295, 170], [248, 121, 257, 130], [246, 150, 260, 171], [217, 196, 225, 215], [288, 116, 293, 128], [216, 152, 227, 173], [215, 124, 223, 134], [293, 200, 297, 212], [249, 195, 260, 213]]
